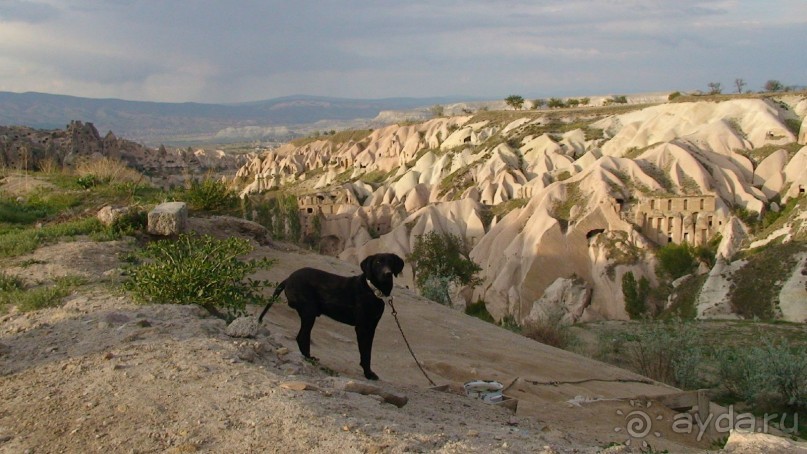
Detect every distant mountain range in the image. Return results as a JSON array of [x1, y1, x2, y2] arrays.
[[0, 91, 469, 146]]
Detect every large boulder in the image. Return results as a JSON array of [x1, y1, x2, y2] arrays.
[[147, 202, 188, 236], [524, 277, 592, 325]]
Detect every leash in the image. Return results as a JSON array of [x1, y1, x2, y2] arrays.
[[386, 296, 437, 386]]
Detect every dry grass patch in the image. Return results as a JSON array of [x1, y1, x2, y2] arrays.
[[75, 157, 144, 184]]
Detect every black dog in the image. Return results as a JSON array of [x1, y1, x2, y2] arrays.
[[258, 253, 404, 380]]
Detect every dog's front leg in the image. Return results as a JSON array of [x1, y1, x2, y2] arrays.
[[355, 326, 378, 380]]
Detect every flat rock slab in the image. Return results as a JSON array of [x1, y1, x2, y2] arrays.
[[147, 202, 188, 236]]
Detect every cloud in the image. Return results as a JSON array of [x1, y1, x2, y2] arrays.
[[0, 0, 804, 102], [0, 0, 60, 23]]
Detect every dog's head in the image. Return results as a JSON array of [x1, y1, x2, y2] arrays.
[[360, 253, 404, 297]]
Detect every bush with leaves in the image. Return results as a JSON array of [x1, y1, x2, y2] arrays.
[[504, 95, 524, 110], [255, 193, 301, 241], [124, 234, 275, 321], [656, 242, 696, 279], [407, 231, 481, 304], [718, 338, 807, 410], [185, 177, 238, 213], [420, 274, 453, 306], [622, 271, 650, 319], [523, 307, 577, 349], [627, 320, 705, 389]]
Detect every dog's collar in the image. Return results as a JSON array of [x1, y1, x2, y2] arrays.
[[366, 279, 392, 303]]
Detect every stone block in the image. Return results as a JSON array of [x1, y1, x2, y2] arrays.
[[147, 202, 188, 236]]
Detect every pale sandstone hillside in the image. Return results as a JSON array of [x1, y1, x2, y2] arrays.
[[234, 95, 807, 324]]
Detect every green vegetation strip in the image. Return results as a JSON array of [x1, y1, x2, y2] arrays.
[[0, 217, 105, 258], [0, 274, 86, 314]]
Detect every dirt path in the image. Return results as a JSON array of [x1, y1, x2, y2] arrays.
[[0, 231, 717, 453]]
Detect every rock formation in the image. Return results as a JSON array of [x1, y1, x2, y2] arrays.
[[234, 95, 807, 323], [0, 121, 246, 187]]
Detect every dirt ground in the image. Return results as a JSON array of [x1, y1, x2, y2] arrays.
[[0, 219, 751, 453]]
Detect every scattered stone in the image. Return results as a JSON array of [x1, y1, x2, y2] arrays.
[[466, 430, 479, 438], [280, 381, 321, 392], [342, 380, 408, 408], [147, 202, 188, 236], [0, 434, 12, 443], [97, 205, 132, 227], [225, 317, 258, 338], [275, 347, 289, 356], [723, 430, 807, 453], [236, 347, 256, 363]]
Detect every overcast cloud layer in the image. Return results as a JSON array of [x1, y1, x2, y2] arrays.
[[0, 0, 805, 103]]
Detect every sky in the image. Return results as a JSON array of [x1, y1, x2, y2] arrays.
[[0, 0, 805, 103]]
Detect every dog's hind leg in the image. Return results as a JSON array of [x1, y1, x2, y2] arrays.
[[296, 314, 318, 361]]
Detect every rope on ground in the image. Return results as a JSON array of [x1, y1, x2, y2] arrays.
[[520, 377, 654, 387], [387, 296, 437, 386]]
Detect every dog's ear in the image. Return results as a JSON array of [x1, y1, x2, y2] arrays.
[[360, 255, 373, 277], [390, 254, 404, 277]]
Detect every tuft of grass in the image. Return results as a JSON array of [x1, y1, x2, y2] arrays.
[[0, 217, 105, 258], [523, 308, 577, 349], [75, 157, 144, 184], [465, 300, 495, 323], [0, 197, 50, 225], [489, 198, 528, 219], [0, 272, 23, 292], [0, 275, 86, 313], [550, 181, 583, 226]]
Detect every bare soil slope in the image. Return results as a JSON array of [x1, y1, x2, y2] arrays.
[[0, 228, 717, 453]]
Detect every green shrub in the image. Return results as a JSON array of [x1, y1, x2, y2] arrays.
[[627, 320, 705, 389], [185, 177, 238, 213], [407, 231, 482, 301], [622, 271, 650, 319], [123, 234, 275, 321], [718, 338, 807, 409], [656, 242, 696, 279], [420, 274, 453, 305], [110, 209, 147, 236], [76, 174, 99, 189], [523, 308, 577, 349], [254, 193, 301, 241], [668, 91, 681, 101]]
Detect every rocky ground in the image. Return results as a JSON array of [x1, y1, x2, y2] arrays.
[[0, 222, 804, 453]]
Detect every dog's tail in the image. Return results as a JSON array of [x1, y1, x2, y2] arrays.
[[257, 280, 286, 323]]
